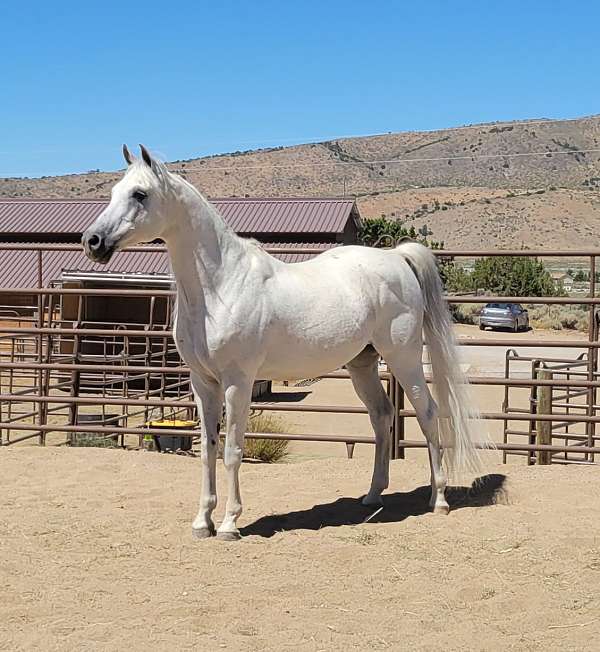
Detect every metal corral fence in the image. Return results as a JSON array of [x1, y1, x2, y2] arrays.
[[1, 243, 600, 464]]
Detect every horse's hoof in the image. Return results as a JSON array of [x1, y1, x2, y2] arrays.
[[432, 503, 450, 515], [361, 495, 384, 508], [216, 530, 242, 542], [192, 526, 216, 539]]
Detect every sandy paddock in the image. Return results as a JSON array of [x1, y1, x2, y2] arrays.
[[1, 447, 599, 651]]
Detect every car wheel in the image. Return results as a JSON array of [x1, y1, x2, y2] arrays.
[[479, 323, 485, 331]]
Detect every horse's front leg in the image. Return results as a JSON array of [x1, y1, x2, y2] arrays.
[[190, 373, 224, 539], [217, 379, 253, 541]]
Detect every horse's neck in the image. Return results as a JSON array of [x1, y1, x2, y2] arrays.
[[165, 185, 250, 312]]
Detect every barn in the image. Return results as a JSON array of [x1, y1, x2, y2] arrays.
[[0, 196, 363, 399], [0, 196, 362, 313]]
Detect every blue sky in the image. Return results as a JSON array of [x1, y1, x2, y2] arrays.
[[1, 0, 599, 177]]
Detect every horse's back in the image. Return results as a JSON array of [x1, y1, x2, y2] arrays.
[[279, 244, 421, 301]]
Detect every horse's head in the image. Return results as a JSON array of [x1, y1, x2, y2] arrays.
[[82, 145, 173, 263]]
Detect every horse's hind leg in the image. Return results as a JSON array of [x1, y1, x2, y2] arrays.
[[381, 349, 449, 514], [347, 346, 393, 507]]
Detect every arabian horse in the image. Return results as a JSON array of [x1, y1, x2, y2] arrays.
[[82, 145, 483, 540]]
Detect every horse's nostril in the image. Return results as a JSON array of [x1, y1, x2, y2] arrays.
[[88, 234, 101, 249]]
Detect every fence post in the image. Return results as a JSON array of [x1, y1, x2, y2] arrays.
[[387, 373, 405, 460], [67, 294, 83, 445], [395, 379, 405, 459], [536, 364, 552, 465], [587, 254, 597, 462], [387, 373, 396, 459]]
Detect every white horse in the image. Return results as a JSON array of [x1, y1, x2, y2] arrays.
[[82, 145, 483, 541]]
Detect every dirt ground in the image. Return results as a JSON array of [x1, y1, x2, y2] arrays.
[[1, 447, 599, 651]]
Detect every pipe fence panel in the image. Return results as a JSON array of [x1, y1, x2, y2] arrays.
[[1, 243, 599, 463]]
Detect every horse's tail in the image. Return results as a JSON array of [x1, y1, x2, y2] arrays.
[[397, 241, 487, 478]]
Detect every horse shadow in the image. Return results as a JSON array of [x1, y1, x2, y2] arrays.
[[240, 473, 507, 538]]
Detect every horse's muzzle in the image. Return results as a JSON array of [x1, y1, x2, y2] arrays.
[[81, 231, 116, 264]]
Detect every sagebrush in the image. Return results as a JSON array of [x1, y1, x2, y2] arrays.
[[70, 433, 119, 448], [527, 305, 589, 331], [450, 303, 481, 325], [244, 413, 289, 462], [217, 411, 289, 462]]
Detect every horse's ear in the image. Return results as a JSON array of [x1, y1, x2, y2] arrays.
[[139, 144, 153, 168], [122, 144, 134, 166]]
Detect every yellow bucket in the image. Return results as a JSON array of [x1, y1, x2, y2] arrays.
[[145, 419, 198, 451]]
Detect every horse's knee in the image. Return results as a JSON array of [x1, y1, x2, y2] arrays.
[[223, 444, 243, 469]]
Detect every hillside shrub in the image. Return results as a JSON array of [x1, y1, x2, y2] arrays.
[[527, 305, 589, 332]]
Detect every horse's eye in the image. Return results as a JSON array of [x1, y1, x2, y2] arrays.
[[133, 190, 147, 203]]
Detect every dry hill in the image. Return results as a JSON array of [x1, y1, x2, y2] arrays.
[[2, 115, 600, 249]]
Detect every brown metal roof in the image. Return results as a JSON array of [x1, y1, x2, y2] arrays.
[[0, 197, 358, 236], [0, 199, 107, 234], [213, 198, 357, 234], [0, 242, 336, 289], [0, 246, 169, 289]]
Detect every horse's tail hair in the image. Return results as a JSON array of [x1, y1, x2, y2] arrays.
[[396, 241, 489, 479]]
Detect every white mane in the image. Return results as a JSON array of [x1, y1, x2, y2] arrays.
[[135, 157, 265, 255]]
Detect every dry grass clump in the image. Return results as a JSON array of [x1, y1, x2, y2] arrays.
[[217, 412, 289, 463], [450, 303, 482, 325], [70, 433, 119, 448], [527, 305, 589, 331], [244, 412, 289, 462]]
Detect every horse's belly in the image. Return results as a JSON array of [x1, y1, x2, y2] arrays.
[[257, 338, 367, 381]]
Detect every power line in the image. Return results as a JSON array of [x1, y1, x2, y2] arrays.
[[335, 114, 599, 139], [169, 147, 600, 173], [2, 116, 598, 178], [169, 115, 600, 153], [165, 114, 600, 172]]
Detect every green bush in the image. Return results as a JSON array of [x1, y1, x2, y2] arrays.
[[358, 217, 444, 249], [442, 264, 473, 293], [470, 256, 557, 296]]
